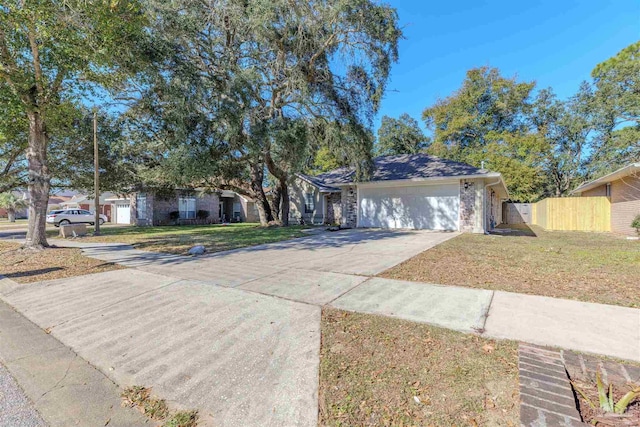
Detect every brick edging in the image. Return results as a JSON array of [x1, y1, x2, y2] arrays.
[[519, 343, 587, 426]]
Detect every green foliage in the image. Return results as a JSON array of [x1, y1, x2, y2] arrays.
[[573, 371, 640, 416], [0, 192, 27, 210], [632, 214, 640, 235], [422, 67, 544, 201], [587, 41, 640, 174], [376, 114, 429, 156], [0, 93, 27, 192], [0, 0, 149, 245], [162, 410, 198, 427], [134, 0, 400, 195]]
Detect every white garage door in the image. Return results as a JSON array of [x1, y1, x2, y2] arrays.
[[358, 183, 459, 230], [115, 203, 131, 224]]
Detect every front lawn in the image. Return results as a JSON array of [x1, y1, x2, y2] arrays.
[[49, 223, 313, 255], [0, 241, 123, 283], [319, 308, 519, 426], [0, 219, 29, 229], [380, 224, 640, 308]]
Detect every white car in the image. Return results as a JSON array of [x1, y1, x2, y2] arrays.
[[46, 209, 107, 227]]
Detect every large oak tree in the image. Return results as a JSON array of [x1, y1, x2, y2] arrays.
[[0, 0, 146, 248], [134, 0, 401, 225]]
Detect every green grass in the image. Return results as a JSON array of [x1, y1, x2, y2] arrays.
[[381, 224, 640, 307], [0, 218, 29, 229], [50, 223, 313, 255]]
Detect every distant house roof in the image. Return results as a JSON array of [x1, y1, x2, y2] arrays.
[[298, 153, 500, 192], [571, 162, 640, 195], [49, 195, 73, 205], [60, 192, 115, 206]]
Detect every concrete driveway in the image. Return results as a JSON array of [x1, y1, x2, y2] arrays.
[[1, 229, 459, 427]]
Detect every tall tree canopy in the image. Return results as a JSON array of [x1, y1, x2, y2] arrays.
[[0, 0, 147, 247], [376, 113, 429, 156], [422, 67, 545, 201], [133, 0, 401, 225], [421, 41, 639, 201], [586, 41, 640, 175]]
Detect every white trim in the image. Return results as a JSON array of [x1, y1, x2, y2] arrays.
[[483, 178, 502, 233], [457, 182, 461, 232], [356, 186, 360, 228]]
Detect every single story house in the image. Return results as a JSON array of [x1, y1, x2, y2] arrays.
[[106, 189, 260, 226], [290, 153, 509, 233], [60, 192, 115, 222], [571, 162, 640, 236]]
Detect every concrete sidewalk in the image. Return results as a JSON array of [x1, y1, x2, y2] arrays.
[[0, 299, 149, 427], [42, 235, 640, 362]]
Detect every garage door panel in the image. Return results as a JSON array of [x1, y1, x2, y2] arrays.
[[358, 184, 459, 230], [116, 204, 131, 224]]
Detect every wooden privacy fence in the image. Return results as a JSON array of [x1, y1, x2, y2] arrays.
[[531, 197, 611, 232]]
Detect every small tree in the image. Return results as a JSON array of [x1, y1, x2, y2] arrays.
[[0, 192, 28, 222], [632, 214, 640, 236]]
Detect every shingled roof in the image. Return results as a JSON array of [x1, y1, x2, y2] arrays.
[[299, 153, 492, 192]]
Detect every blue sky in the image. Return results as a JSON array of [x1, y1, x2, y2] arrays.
[[376, 0, 640, 133]]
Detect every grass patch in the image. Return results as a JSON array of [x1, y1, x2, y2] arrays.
[[0, 241, 123, 283], [0, 219, 29, 229], [48, 223, 312, 255], [319, 308, 519, 426], [122, 386, 198, 427], [380, 224, 640, 308], [164, 410, 199, 427]]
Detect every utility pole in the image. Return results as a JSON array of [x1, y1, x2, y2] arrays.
[[93, 109, 101, 236]]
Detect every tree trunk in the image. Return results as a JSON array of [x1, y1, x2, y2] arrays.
[[270, 184, 282, 224], [249, 161, 273, 226], [24, 112, 50, 249], [280, 179, 290, 226], [8, 209, 15, 223]]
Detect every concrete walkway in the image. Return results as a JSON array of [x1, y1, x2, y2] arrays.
[[1, 229, 639, 427], [0, 297, 150, 427]]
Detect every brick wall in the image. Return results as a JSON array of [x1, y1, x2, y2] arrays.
[[131, 192, 154, 226], [610, 175, 640, 235], [132, 190, 221, 226], [152, 193, 177, 225], [341, 186, 357, 228], [198, 193, 220, 222], [459, 180, 475, 232], [325, 192, 342, 225]]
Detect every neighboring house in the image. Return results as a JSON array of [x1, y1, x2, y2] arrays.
[[60, 192, 115, 222], [571, 162, 640, 236], [291, 153, 509, 233], [106, 189, 260, 226], [0, 191, 74, 219]]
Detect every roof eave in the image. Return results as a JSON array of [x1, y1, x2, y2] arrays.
[[330, 172, 501, 187], [570, 163, 640, 195]]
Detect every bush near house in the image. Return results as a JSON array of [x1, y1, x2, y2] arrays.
[[632, 215, 640, 235]]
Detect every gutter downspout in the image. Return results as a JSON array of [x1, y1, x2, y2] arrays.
[[484, 179, 502, 234]]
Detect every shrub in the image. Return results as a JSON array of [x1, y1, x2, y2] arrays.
[[196, 210, 209, 220], [169, 211, 180, 221], [632, 214, 640, 235]]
